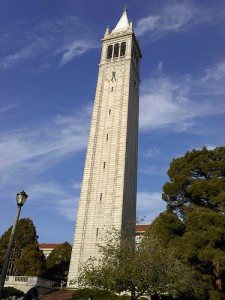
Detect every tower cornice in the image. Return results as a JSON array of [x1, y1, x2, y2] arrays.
[[101, 30, 133, 42]]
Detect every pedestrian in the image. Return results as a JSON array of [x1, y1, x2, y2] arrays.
[[60, 281, 65, 291], [23, 284, 40, 300]]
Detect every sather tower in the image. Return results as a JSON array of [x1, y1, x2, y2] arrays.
[[68, 8, 142, 286]]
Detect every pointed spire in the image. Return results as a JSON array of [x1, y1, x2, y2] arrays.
[[112, 7, 130, 33]]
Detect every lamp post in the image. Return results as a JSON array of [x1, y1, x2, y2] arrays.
[[0, 191, 28, 299]]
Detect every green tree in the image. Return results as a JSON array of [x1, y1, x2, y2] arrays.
[[146, 210, 185, 247], [16, 244, 46, 276], [162, 146, 225, 298], [0, 218, 45, 276], [45, 242, 72, 282], [162, 146, 225, 218], [175, 209, 225, 298], [77, 229, 196, 300]]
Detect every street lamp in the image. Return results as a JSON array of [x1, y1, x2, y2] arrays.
[[0, 191, 28, 299]]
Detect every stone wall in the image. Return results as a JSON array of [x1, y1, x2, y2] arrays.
[[4, 276, 55, 295]]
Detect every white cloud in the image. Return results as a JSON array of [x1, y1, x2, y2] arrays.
[[139, 60, 225, 132], [59, 39, 97, 66], [138, 166, 166, 176], [139, 76, 192, 131], [135, 2, 221, 40], [137, 191, 166, 223], [158, 62, 163, 71], [0, 45, 37, 69], [27, 181, 78, 221], [143, 147, 160, 158], [0, 17, 98, 70], [0, 106, 91, 183], [0, 104, 20, 114], [28, 181, 67, 199], [72, 182, 82, 190], [55, 197, 78, 221], [136, 3, 194, 38], [202, 61, 225, 82], [205, 145, 217, 151]]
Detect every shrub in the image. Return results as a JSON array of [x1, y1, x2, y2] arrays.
[[71, 288, 147, 300], [2, 287, 24, 299]]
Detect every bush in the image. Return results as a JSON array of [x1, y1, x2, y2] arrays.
[[71, 288, 147, 300], [2, 287, 24, 299]]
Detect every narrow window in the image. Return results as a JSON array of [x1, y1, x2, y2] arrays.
[[100, 193, 102, 201], [109, 109, 111, 115], [111, 87, 113, 91], [106, 134, 108, 140], [96, 228, 99, 237], [120, 42, 126, 56], [132, 47, 136, 63], [103, 162, 106, 169], [114, 43, 119, 58], [107, 45, 113, 59]]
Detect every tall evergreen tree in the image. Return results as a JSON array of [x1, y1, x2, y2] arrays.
[[161, 146, 225, 298], [163, 146, 225, 218], [16, 244, 46, 276], [0, 218, 46, 276]]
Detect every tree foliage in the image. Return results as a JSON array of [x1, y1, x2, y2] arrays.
[[145, 210, 185, 247], [77, 229, 197, 300], [161, 146, 225, 298], [177, 209, 225, 296], [44, 242, 72, 282], [16, 244, 46, 276], [163, 147, 225, 218], [0, 218, 45, 276]]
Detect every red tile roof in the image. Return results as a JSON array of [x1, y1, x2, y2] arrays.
[[136, 224, 149, 232], [39, 243, 61, 249]]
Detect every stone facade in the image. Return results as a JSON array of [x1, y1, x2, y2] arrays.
[[4, 276, 55, 294], [67, 9, 142, 287]]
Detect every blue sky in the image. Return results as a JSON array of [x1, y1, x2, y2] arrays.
[[1, 0, 224, 243]]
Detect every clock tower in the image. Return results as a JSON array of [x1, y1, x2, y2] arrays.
[[67, 8, 142, 286]]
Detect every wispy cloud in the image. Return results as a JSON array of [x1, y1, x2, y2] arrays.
[[0, 105, 91, 183], [202, 60, 225, 82], [139, 59, 225, 132], [28, 181, 78, 221], [0, 104, 20, 114], [143, 147, 160, 159], [137, 191, 166, 223], [58, 39, 95, 66], [0, 17, 98, 71], [72, 182, 82, 190], [138, 166, 167, 176], [135, 2, 222, 40]]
